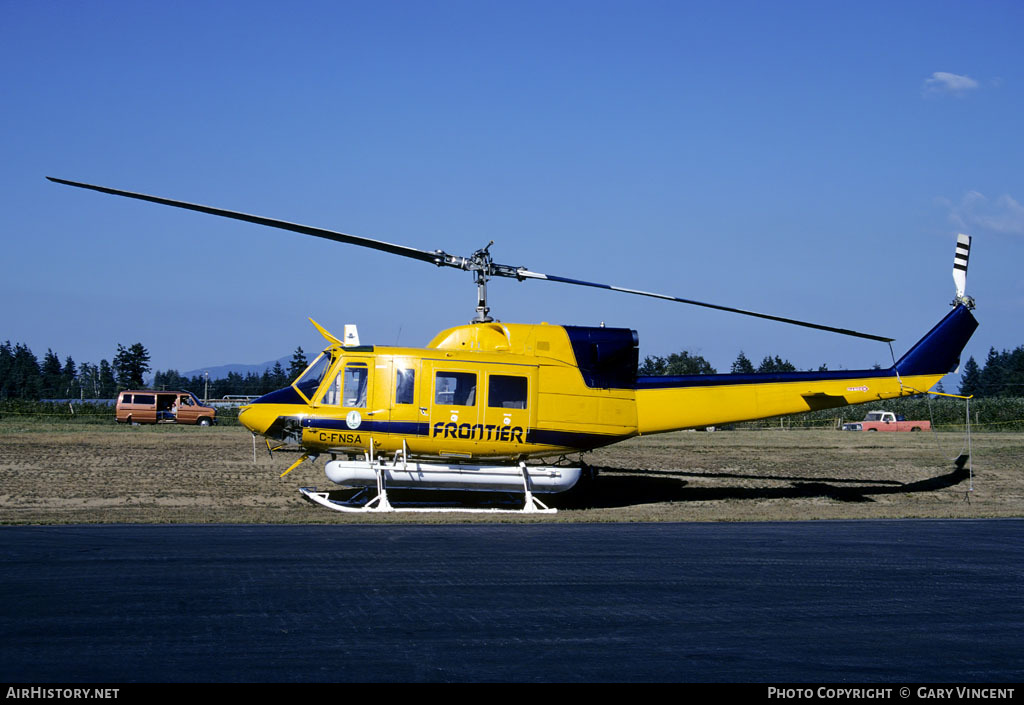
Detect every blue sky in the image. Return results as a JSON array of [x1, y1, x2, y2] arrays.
[[3, 1, 1022, 382]]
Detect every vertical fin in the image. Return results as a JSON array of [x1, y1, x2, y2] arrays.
[[894, 305, 978, 376]]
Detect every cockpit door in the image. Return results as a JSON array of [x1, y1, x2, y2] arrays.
[[316, 357, 382, 442]]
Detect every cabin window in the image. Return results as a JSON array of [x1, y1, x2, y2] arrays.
[[343, 364, 368, 408], [134, 394, 155, 405], [321, 371, 341, 405], [320, 364, 368, 407], [294, 352, 333, 400], [395, 368, 415, 405], [435, 371, 476, 406], [121, 394, 132, 404], [488, 375, 528, 409]]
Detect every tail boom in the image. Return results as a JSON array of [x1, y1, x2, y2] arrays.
[[635, 304, 977, 434]]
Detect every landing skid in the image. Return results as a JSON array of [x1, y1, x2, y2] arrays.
[[299, 484, 556, 514], [298, 443, 565, 513]]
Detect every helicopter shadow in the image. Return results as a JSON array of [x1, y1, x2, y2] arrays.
[[554, 454, 972, 510]]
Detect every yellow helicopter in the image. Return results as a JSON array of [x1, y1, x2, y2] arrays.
[[49, 177, 978, 514]]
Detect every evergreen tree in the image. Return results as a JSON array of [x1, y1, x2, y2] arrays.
[[98, 359, 117, 397], [78, 362, 99, 398], [639, 351, 716, 376], [731, 351, 755, 374], [1009, 346, 1024, 396], [638, 356, 667, 375], [959, 356, 980, 397], [11, 344, 41, 399], [154, 369, 188, 391], [62, 356, 77, 398], [979, 346, 1024, 397], [243, 371, 261, 395], [224, 372, 245, 396], [979, 347, 1004, 397], [756, 355, 796, 373], [288, 347, 308, 380], [271, 361, 286, 385], [40, 349, 63, 397], [0, 341, 12, 399], [113, 343, 151, 390]]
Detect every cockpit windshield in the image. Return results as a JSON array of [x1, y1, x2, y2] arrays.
[[293, 351, 334, 401]]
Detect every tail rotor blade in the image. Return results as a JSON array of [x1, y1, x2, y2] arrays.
[[953, 233, 971, 299]]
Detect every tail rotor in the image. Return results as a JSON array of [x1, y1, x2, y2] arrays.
[[953, 234, 974, 308]]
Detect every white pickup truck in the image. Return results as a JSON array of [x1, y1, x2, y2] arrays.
[[842, 411, 930, 432]]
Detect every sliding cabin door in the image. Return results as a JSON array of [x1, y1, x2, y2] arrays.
[[428, 364, 480, 459]]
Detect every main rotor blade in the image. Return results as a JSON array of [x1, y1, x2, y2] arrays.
[[514, 269, 895, 342], [46, 177, 445, 266], [49, 176, 893, 341]]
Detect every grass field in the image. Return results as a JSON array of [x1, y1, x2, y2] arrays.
[[1, 420, 1021, 524]]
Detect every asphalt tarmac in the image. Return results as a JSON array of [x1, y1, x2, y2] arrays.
[[1, 520, 1021, 683]]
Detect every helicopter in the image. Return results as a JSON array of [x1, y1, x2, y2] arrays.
[[49, 177, 979, 514]]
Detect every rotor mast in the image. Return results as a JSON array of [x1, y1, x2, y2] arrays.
[[474, 269, 491, 323], [470, 241, 495, 323], [431, 240, 521, 324]]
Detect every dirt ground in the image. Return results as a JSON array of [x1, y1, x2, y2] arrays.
[[1, 421, 1021, 524]]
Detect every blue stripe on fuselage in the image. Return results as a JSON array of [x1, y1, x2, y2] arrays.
[[635, 367, 895, 390], [301, 418, 430, 435], [297, 417, 623, 450]]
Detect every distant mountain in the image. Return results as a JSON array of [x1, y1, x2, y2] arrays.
[[181, 355, 291, 380]]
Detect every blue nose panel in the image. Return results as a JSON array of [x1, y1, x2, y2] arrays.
[[252, 386, 305, 405]]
